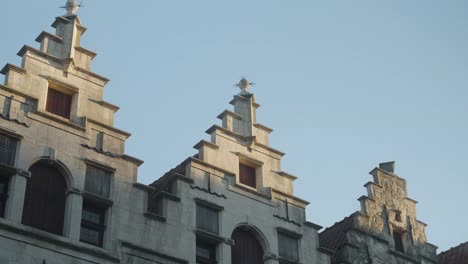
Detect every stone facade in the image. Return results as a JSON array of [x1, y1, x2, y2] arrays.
[[0, 4, 330, 264], [319, 162, 438, 264]]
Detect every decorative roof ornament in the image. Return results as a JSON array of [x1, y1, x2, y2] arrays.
[[235, 77, 255, 95], [61, 0, 82, 16]]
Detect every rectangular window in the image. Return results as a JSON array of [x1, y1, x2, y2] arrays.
[[46, 88, 72, 119], [393, 231, 405, 253], [196, 240, 217, 264], [80, 202, 106, 247], [278, 232, 299, 262], [84, 165, 112, 198], [196, 203, 219, 235], [239, 163, 256, 188], [0, 134, 17, 167], [0, 178, 9, 218]]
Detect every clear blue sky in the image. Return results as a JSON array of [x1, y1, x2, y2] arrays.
[[1, 0, 467, 252]]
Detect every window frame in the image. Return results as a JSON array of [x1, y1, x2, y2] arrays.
[[80, 201, 107, 247], [277, 228, 302, 263], [196, 239, 218, 264], [83, 160, 114, 199], [0, 131, 20, 168], [45, 87, 73, 119], [196, 199, 222, 235], [239, 162, 257, 188], [393, 231, 405, 253]]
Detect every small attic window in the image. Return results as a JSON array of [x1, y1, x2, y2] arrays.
[[239, 163, 256, 188], [46, 88, 72, 119]]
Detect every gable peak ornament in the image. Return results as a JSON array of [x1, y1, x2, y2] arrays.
[[235, 77, 255, 95], [61, 0, 81, 16]]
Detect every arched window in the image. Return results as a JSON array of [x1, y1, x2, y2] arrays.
[[22, 162, 67, 235], [232, 228, 264, 264]]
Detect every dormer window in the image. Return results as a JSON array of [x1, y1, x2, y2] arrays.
[[239, 163, 256, 188]]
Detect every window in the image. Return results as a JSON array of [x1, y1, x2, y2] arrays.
[[278, 232, 299, 262], [84, 165, 112, 198], [80, 202, 106, 247], [239, 163, 256, 188], [196, 203, 219, 234], [196, 240, 217, 264], [395, 210, 402, 222], [393, 231, 405, 253], [46, 88, 72, 119], [81, 163, 112, 247], [0, 134, 17, 167], [22, 162, 67, 235], [0, 178, 9, 217], [232, 228, 263, 264]]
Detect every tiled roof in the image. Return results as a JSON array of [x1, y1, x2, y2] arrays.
[[319, 214, 354, 253], [150, 162, 187, 192], [438, 242, 468, 264]]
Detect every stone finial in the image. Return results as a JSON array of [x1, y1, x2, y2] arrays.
[[63, 0, 80, 16], [235, 77, 254, 95]]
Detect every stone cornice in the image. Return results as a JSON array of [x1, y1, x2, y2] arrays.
[[206, 125, 285, 157], [0, 126, 23, 139], [35, 31, 62, 43], [121, 154, 144, 166], [74, 66, 110, 84], [0, 84, 37, 101], [217, 109, 242, 120], [83, 158, 116, 172], [193, 140, 219, 150], [17, 45, 62, 63], [87, 118, 131, 138], [51, 16, 72, 28], [304, 221, 323, 231], [272, 188, 310, 205], [274, 171, 298, 180], [0, 63, 26, 75], [89, 99, 120, 112], [185, 156, 236, 176], [253, 123, 273, 133], [75, 46, 97, 58], [33, 111, 86, 132], [121, 240, 188, 264]]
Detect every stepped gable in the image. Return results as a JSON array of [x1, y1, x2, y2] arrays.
[[438, 242, 468, 264]]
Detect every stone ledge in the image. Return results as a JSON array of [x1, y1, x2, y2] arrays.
[[0, 219, 120, 262], [35, 31, 63, 43], [143, 212, 166, 222], [193, 140, 219, 151], [121, 240, 188, 264], [0, 63, 26, 75]]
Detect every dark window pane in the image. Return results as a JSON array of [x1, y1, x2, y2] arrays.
[[21, 163, 67, 235], [0, 178, 8, 218], [239, 163, 256, 188], [46, 88, 72, 119], [84, 166, 111, 198], [80, 203, 106, 247], [0, 134, 17, 167], [196, 240, 216, 264], [278, 233, 299, 261], [196, 204, 218, 234], [393, 232, 405, 253], [232, 229, 263, 264]]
